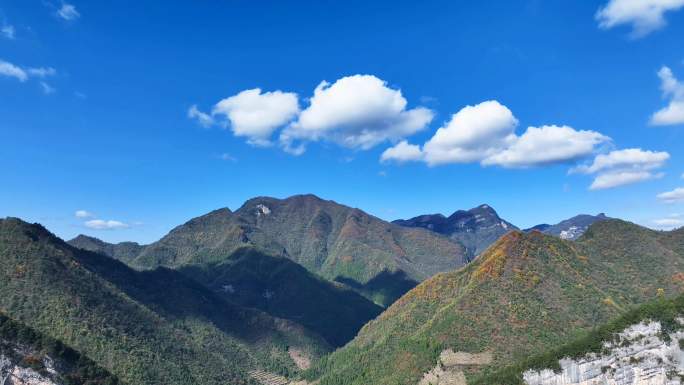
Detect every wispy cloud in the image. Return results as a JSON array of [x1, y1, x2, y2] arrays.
[[218, 153, 237, 162], [40, 81, 56, 95], [1, 59, 56, 84], [75, 210, 94, 218], [1, 24, 15, 39], [84, 219, 130, 230], [0, 59, 28, 81], [56, 3, 80, 21]]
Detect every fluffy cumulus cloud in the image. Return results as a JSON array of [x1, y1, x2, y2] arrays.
[[572, 148, 670, 190], [651, 66, 684, 126], [190, 75, 432, 154], [381, 100, 608, 169], [381, 140, 423, 163], [658, 187, 684, 203], [57, 3, 80, 21], [483, 125, 609, 168], [189, 89, 299, 147], [213, 88, 299, 146], [75, 210, 94, 219], [280, 75, 433, 153], [85, 219, 130, 230], [596, 0, 684, 37], [421, 100, 517, 165]]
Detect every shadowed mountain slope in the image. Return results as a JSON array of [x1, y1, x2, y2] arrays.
[[125, 194, 467, 306], [68, 234, 144, 263], [0, 217, 329, 385], [309, 220, 684, 385]]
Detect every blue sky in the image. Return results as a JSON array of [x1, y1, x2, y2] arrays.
[[1, 0, 684, 243]]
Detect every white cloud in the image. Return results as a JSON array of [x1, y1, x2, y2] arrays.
[[658, 187, 684, 203], [0, 60, 56, 85], [212, 88, 299, 146], [572, 148, 670, 174], [85, 219, 130, 230], [57, 3, 80, 21], [422, 100, 517, 165], [218, 153, 237, 162], [1, 24, 15, 39], [75, 210, 94, 218], [483, 125, 610, 168], [596, 0, 684, 37], [651, 66, 684, 126], [590, 170, 663, 190], [381, 140, 424, 163], [573, 148, 670, 190], [281, 75, 433, 153], [383, 100, 608, 169], [40, 81, 55, 95], [0, 59, 28, 82], [188, 105, 214, 128]]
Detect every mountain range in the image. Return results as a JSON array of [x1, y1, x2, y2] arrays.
[[72, 195, 469, 307], [2, 194, 679, 385]]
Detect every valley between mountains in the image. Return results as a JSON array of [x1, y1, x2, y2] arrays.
[[2, 194, 681, 385]]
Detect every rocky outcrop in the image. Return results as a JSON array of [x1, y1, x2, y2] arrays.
[[418, 350, 493, 385], [0, 354, 58, 385], [523, 321, 684, 385]]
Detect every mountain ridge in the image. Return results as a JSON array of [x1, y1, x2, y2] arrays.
[[77, 194, 468, 307], [308, 219, 684, 385]]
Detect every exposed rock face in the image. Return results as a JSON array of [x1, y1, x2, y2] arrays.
[[0, 354, 58, 385], [523, 321, 684, 385], [418, 350, 493, 385]]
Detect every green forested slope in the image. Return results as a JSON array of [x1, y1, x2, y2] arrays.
[[0, 311, 120, 385], [0, 218, 328, 385], [309, 220, 684, 385]]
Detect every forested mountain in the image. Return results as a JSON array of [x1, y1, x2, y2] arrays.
[[68, 234, 144, 264], [0, 217, 328, 385], [393, 204, 518, 258], [78, 194, 467, 306], [308, 220, 684, 385]]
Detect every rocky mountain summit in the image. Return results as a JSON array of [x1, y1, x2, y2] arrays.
[[526, 213, 611, 240], [393, 204, 518, 258]]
